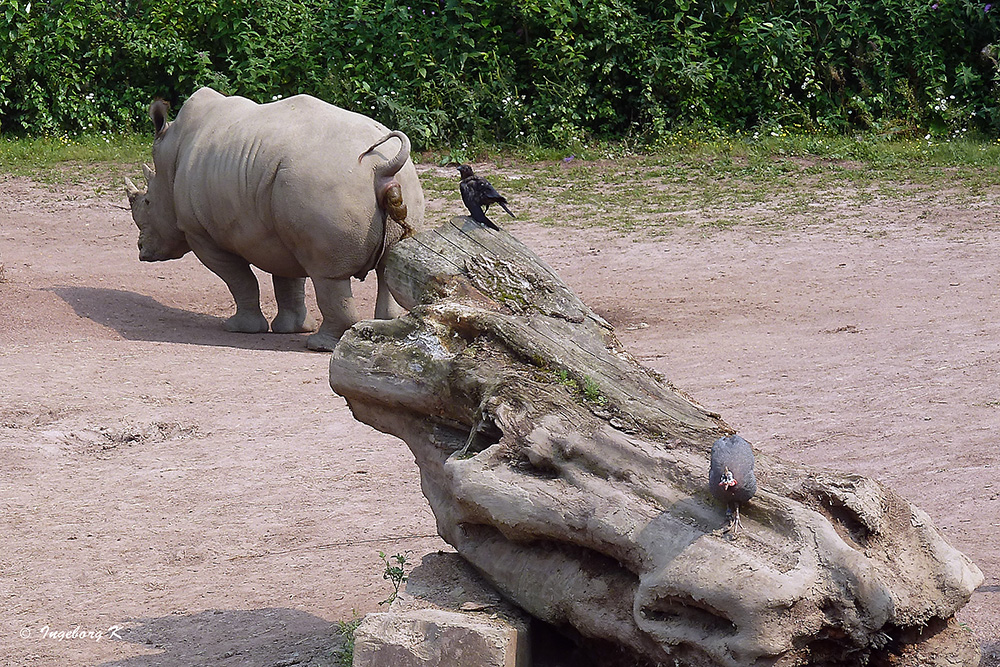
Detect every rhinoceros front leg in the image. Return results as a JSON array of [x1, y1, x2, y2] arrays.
[[308, 276, 360, 351], [188, 239, 269, 334], [271, 275, 317, 333]]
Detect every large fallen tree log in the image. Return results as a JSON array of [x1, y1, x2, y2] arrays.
[[329, 217, 983, 667]]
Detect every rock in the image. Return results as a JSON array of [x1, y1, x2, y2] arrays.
[[331, 217, 984, 667], [352, 608, 528, 667], [395, 551, 522, 618], [352, 551, 531, 667]]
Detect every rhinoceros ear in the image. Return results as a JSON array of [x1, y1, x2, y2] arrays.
[[149, 99, 170, 138]]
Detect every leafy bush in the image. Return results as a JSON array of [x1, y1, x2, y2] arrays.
[[316, 0, 522, 146], [1, 0, 998, 144], [0, 0, 325, 134]]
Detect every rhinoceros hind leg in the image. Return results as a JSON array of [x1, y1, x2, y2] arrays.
[[271, 275, 317, 333], [308, 277, 360, 351], [374, 264, 405, 320]]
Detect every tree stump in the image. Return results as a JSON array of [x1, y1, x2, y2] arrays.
[[329, 217, 983, 667]]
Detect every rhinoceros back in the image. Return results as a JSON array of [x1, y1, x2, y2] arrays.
[[157, 88, 423, 280]]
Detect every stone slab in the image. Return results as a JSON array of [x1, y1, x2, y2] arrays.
[[353, 607, 527, 667], [352, 551, 531, 667]]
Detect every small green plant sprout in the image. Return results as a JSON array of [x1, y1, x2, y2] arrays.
[[553, 369, 607, 405], [555, 369, 579, 391], [333, 612, 364, 667], [378, 550, 411, 606], [582, 376, 607, 405]]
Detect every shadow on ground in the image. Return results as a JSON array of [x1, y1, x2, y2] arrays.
[[99, 608, 347, 667], [981, 641, 1000, 667], [51, 286, 313, 351]]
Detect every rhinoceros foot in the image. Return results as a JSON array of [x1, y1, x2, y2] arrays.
[[223, 311, 269, 334], [307, 330, 341, 352], [271, 310, 317, 334]]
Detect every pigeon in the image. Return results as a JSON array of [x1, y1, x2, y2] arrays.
[[457, 164, 515, 230], [709, 434, 758, 535]]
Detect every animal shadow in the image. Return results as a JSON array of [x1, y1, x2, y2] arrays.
[[98, 607, 346, 667], [50, 286, 311, 351]]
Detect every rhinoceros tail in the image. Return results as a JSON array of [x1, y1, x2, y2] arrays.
[[358, 129, 414, 232], [357, 130, 411, 180], [354, 130, 414, 281]]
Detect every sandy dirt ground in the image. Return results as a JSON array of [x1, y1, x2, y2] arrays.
[[1, 161, 998, 666]]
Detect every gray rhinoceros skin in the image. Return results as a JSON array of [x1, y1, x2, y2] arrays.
[[124, 87, 425, 351]]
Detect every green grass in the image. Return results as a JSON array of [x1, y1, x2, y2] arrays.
[[0, 133, 151, 182], [6, 130, 1000, 236], [424, 131, 1000, 234], [425, 129, 1000, 169], [7, 129, 1000, 179]]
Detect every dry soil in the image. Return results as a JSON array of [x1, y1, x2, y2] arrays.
[[1, 161, 998, 666]]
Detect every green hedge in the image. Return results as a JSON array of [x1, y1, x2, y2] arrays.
[[1, 0, 998, 144]]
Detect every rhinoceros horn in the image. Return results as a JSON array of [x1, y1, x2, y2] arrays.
[[142, 163, 155, 183], [123, 176, 143, 205]]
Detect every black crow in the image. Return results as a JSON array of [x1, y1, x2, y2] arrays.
[[457, 164, 515, 230]]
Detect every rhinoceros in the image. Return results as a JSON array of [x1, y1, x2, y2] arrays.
[[124, 87, 425, 351]]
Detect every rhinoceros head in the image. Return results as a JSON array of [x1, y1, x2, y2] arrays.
[[123, 100, 191, 262]]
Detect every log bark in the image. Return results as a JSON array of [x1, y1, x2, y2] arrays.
[[329, 217, 983, 667]]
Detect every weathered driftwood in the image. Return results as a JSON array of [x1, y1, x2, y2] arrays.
[[329, 217, 983, 667]]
